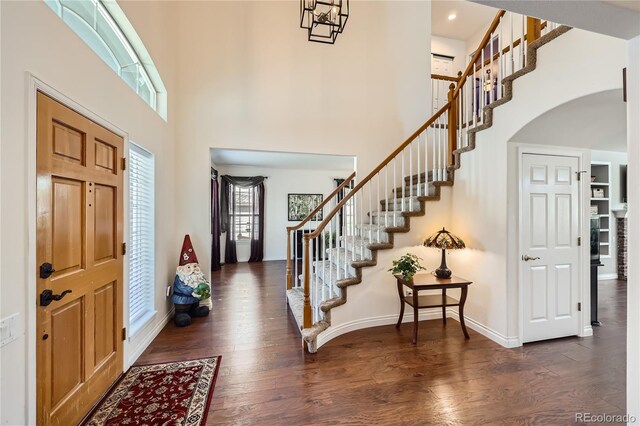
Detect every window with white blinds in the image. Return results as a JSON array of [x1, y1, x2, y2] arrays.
[[128, 143, 155, 328]]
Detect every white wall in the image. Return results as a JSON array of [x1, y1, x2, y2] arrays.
[[174, 0, 431, 276], [214, 164, 354, 262], [431, 35, 467, 76], [0, 1, 178, 424], [626, 34, 640, 425], [591, 150, 628, 279]]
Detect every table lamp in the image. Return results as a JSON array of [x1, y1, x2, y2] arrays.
[[424, 227, 466, 279]]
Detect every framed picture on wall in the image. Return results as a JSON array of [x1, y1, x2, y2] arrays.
[[288, 194, 323, 221]]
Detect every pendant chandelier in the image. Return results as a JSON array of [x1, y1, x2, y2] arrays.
[[300, 0, 349, 44]]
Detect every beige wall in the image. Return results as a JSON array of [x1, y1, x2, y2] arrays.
[[0, 1, 178, 423], [174, 0, 431, 275]]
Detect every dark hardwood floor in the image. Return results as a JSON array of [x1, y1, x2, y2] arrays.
[[137, 262, 626, 425]]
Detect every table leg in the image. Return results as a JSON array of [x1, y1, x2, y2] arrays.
[[442, 289, 447, 325], [396, 281, 405, 328], [412, 289, 419, 344], [459, 285, 470, 339]]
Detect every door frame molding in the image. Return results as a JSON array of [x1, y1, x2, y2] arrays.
[[25, 73, 129, 425], [516, 144, 592, 344]]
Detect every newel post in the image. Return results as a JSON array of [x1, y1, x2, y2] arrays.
[[303, 236, 312, 329], [286, 229, 293, 290], [526, 17, 541, 45], [447, 82, 458, 167]]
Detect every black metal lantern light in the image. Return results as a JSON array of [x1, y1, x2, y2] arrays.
[[300, 0, 349, 44]]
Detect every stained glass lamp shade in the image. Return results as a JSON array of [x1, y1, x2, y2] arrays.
[[424, 227, 465, 279]]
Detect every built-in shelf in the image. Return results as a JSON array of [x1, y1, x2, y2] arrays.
[[591, 162, 611, 257]]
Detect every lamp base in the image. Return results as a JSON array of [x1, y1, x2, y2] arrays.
[[434, 268, 452, 279]]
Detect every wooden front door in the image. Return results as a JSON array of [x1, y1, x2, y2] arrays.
[[36, 92, 124, 425]]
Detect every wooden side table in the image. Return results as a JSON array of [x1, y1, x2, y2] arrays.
[[395, 273, 473, 344]]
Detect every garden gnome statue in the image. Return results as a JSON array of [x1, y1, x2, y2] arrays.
[[171, 235, 212, 327]]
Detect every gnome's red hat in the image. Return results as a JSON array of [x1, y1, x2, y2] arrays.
[[179, 235, 199, 266]]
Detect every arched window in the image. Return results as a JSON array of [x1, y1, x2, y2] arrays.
[[45, 0, 167, 119]]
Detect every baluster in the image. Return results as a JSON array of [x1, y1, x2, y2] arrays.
[[472, 58, 477, 129], [480, 41, 486, 120], [424, 127, 428, 192], [377, 174, 381, 242], [368, 182, 372, 243], [351, 186, 356, 263], [303, 237, 311, 328], [521, 14, 525, 71], [385, 165, 389, 227], [409, 142, 413, 211], [490, 32, 494, 105], [322, 224, 326, 290], [401, 149, 405, 211], [359, 191, 364, 258], [344, 194, 348, 275], [498, 17, 503, 101], [393, 157, 397, 227], [510, 12, 514, 76], [417, 135, 421, 197]]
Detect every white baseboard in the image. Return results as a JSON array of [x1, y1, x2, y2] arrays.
[[447, 310, 521, 348], [581, 325, 594, 337], [598, 273, 619, 280], [316, 309, 521, 349], [316, 309, 445, 349], [126, 307, 174, 368]]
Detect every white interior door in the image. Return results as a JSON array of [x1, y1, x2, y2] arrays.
[[431, 55, 454, 76], [521, 153, 581, 343]]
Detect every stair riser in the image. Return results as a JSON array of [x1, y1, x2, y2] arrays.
[[369, 214, 405, 227], [392, 183, 436, 198], [379, 198, 422, 213], [338, 242, 373, 259], [353, 228, 390, 244]]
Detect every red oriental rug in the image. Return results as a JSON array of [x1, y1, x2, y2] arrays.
[[81, 356, 221, 426]]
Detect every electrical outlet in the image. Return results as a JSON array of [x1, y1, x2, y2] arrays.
[[0, 313, 20, 348], [166, 285, 172, 297]]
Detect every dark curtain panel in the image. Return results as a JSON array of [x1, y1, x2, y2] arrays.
[[248, 183, 265, 262], [220, 175, 266, 264], [211, 168, 221, 271]]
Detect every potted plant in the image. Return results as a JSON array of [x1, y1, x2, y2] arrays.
[[388, 253, 426, 280]]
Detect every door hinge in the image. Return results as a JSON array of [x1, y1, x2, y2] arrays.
[[578, 302, 582, 311], [122, 242, 127, 255], [576, 171, 587, 181], [121, 157, 126, 171], [578, 237, 582, 246], [122, 327, 127, 340]]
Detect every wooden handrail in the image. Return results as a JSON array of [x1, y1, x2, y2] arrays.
[[453, 9, 505, 100], [431, 73, 459, 82], [286, 171, 356, 233], [304, 102, 452, 241]]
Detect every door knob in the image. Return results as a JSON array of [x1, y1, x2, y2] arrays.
[[522, 255, 541, 262], [40, 289, 72, 307], [39, 262, 55, 279]]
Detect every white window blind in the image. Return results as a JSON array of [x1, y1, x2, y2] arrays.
[[128, 143, 155, 326]]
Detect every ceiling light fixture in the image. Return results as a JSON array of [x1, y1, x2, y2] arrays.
[[300, 0, 349, 44], [448, 13, 457, 21]]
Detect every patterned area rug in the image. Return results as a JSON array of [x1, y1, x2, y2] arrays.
[[81, 356, 221, 426]]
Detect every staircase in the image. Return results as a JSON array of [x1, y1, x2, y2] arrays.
[[286, 10, 572, 353]]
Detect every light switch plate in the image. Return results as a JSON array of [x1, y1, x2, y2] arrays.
[[166, 285, 172, 297], [0, 313, 20, 348]]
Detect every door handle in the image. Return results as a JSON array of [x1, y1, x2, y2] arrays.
[[40, 289, 72, 307], [522, 255, 541, 262], [39, 262, 55, 279]]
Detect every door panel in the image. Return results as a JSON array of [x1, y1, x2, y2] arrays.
[[51, 178, 85, 276], [37, 92, 124, 426], [94, 184, 116, 262], [522, 153, 580, 343], [94, 282, 116, 366], [50, 299, 84, 407]]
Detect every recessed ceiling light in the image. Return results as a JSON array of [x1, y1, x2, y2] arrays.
[[448, 13, 457, 21]]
